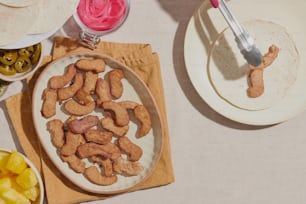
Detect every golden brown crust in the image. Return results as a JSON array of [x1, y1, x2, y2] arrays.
[[101, 117, 129, 137], [84, 166, 117, 186], [57, 73, 84, 102], [47, 119, 65, 148], [117, 137, 143, 161], [75, 58, 105, 73], [49, 63, 76, 89], [41, 88, 57, 118], [134, 105, 152, 137], [63, 99, 96, 116], [102, 101, 129, 127], [109, 68, 124, 99]]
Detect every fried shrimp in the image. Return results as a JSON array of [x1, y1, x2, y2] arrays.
[[49, 63, 76, 89], [47, 119, 65, 148], [109, 68, 124, 99], [57, 73, 84, 102], [134, 105, 152, 137], [84, 166, 117, 186], [75, 58, 105, 73], [63, 99, 96, 115], [41, 88, 57, 118], [247, 45, 279, 98]]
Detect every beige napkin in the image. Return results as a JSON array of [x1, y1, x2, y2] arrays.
[[5, 36, 174, 204]]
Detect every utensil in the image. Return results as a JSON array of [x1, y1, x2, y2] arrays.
[[210, 0, 262, 66]]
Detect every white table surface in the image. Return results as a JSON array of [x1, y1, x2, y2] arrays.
[[2, 0, 306, 203]]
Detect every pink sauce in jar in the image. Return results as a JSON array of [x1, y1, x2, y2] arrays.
[[76, 0, 128, 32]]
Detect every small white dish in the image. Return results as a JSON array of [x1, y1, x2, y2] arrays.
[[0, 43, 43, 82], [0, 148, 44, 204]]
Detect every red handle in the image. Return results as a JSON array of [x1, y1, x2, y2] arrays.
[[210, 0, 219, 8]]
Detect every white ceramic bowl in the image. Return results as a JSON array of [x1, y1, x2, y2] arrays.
[[0, 43, 43, 82], [0, 148, 44, 204]]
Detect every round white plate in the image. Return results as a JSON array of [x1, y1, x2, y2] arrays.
[[32, 52, 163, 194], [184, 0, 306, 125]]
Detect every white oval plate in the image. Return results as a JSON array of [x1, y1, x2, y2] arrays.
[[32, 52, 164, 194], [184, 0, 306, 125]]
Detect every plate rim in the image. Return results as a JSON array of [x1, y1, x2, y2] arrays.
[[31, 51, 164, 194], [183, 0, 306, 126]]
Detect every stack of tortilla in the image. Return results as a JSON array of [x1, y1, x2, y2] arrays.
[[0, 0, 79, 46], [208, 20, 299, 111]]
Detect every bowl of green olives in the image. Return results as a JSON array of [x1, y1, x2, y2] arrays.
[[0, 42, 42, 82]]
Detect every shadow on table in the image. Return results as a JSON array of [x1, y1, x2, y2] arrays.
[[157, 0, 272, 130]]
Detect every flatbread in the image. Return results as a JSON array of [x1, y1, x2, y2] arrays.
[[0, 0, 39, 7], [27, 0, 79, 34], [208, 20, 299, 110], [0, 4, 39, 46]]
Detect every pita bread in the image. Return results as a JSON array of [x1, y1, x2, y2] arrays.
[[27, 0, 79, 34], [209, 20, 299, 110], [0, 0, 39, 7], [0, 4, 39, 45]]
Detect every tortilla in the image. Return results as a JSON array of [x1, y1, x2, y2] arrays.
[[0, 0, 39, 7], [27, 0, 79, 34], [0, 4, 39, 46], [208, 20, 299, 110]]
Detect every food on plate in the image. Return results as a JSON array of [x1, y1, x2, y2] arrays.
[[90, 156, 113, 177], [117, 137, 143, 161], [101, 116, 129, 137], [208, 20, 299, 110], [75, 88, 94, 105], [60, 132, 86, 156], [95, 78, 112, 105], [77, 142, 121, 161], [0, 151, 40, 203], [109, 68, 125, 99], [63, 99, 96, 116], [113, 157, 144, 176], [134, 105, 152, 137], [75, 58, 105, 73], [47, 119, 65, 148], [57, 73, 84, 102], [41, 88, 57, 118], [48, 64, 76, 89], [39, 56, 157, 186], [248, 45, 280, 98], [84, 129, 113, 145], [83, 166, 117, 186], [118, 100, 139, 110], [102, 101, 130, 126], [0, 43, 41, 76], [83, 71, 99, 94], [61, 154, 86, 173], [67, 115, 99, 134]]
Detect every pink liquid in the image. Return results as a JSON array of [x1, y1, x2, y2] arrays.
[[77, 0, 128, 32]]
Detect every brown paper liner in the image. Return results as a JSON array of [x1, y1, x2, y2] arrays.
[[5, 37, 174, 204]]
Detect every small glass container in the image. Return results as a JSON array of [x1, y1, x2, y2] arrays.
[[73, 0, 130, 49]]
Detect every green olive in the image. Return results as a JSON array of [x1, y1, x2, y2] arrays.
[[14, 56, 32, 73], [0, 51, 18, 65]]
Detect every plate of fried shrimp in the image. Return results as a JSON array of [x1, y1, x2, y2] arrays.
[[32, 52, 164, 194]]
